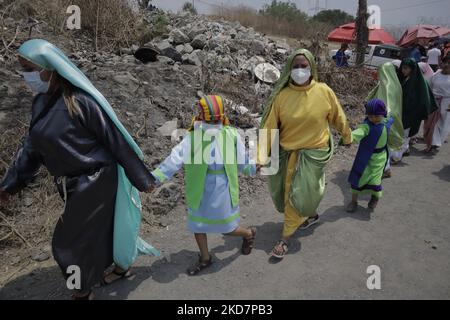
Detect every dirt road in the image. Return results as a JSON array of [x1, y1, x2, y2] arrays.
[[1, 139, 449, 300]]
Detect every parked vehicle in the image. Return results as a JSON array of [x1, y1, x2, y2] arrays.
[[330, 44, 402, 69]]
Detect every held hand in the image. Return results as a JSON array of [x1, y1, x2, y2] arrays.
[[256, 164, 263, 173]]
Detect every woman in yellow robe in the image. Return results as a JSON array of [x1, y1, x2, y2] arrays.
[[259, 49, 352, 259]]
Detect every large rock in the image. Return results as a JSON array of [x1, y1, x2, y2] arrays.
[[175, 44, 185, 53], [170, 29, 190, 45], [188, 26, 207, 40], [227, 40, 240, 53], [207, 38, 220, 50], [183, 50, 202, 66], [155, 40, 182, 62], [191, 34, 207, 49], [158, 55, 175, 64], [251, 40, 266, 55], [183, 43, 194, 54], [276, 40, 291, 51], [175, 43, 194, 55], [228, 28, 237, 39], [156, 40, 172, 52]]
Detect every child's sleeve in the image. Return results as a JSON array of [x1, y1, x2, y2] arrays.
[[351, 124, 370, 144], [236, 133, 256, 176], [151, 134, 190, 184]]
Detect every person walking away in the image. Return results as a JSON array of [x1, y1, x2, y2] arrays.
[[335, 43, 350, 68], [429, 54, 450, 152], [150, 95, 257, 275], [427, 43, 442, 72]]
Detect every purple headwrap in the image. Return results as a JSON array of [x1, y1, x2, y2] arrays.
[[365, 98, 387, 117]]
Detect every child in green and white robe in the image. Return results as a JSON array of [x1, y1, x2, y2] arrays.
[[151, 95, 257, 276]]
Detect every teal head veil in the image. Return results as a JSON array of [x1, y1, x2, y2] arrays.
[[18, 39, 160, 268]]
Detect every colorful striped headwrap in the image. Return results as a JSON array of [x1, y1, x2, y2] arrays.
[[189, 95, 230, 130]]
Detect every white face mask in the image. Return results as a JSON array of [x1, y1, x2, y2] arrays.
[[291, 67, 311, 85], [22, 70, 52, 93]]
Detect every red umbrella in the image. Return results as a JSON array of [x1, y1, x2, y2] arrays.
[[327, 22, 396, 45], [398, 25, 450, 47]]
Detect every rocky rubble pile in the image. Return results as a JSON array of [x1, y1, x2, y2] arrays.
[[143, 12, 292, 76], [0, 10, 372, 271]]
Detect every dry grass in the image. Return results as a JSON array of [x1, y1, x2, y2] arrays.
[[0, 0, 149, 55], [212, 5, 333, 41], [69, 0, 149, 51], [0, 120, 61, 251]]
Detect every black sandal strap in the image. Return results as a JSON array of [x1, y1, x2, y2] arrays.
[[101, 268, 131, 286], [188, 256, 213, 275], [277, 240, 288, 248]]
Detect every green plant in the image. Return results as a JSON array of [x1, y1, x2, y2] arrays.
[[182, 2, 197, 15], [259, 0, 308, 23], [152, 11, 169, 34], [312, 9, 354, 27]]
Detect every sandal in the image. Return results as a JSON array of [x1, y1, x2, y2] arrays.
[[72, 290, 94, 300], [100, 267, 133, 286], [299, 215, 320, 230], [271, 240, 288, 259], [187, 255, 213, 276], [241, 227, 257, 255]]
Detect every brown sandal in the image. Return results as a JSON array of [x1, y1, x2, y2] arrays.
[[187, 255, 213, 276], [241, 227, 257, 255], [100, 267, 132, 286], [271, 240, 288, 259]]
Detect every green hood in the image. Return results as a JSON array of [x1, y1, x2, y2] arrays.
[[260, 49, 318, 128], [367, 62, 404, 151], [398, 58, 438, 137]]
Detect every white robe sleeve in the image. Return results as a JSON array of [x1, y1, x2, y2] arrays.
[[151, 134, 191, 184]]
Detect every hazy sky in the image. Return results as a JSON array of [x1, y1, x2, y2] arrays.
[[151, 0, 450, 27]]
